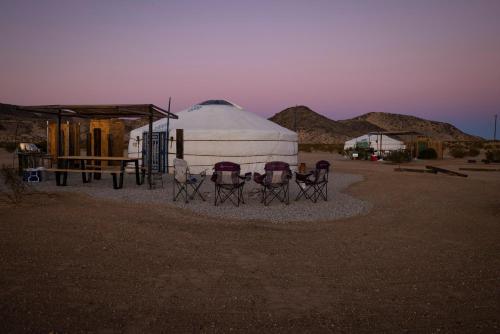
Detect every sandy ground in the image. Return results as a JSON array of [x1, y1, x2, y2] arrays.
[[1, 150, 499, 333]]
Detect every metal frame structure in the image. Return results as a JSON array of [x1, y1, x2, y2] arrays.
[[12, 103, 178, 189]]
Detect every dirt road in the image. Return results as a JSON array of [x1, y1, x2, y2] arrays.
[[1, 155, 499, 332]]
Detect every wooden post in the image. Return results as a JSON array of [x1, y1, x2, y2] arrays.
[[57, 110, 62, 167], [176, 129, 184, 159], [166, 97, 171, 173], [148, 106, 153, 189]]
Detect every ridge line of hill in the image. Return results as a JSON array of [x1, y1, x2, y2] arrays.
[[269, 105, 480, 143]]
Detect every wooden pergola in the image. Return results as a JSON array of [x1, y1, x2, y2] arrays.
[[14, 103, 178, 188]]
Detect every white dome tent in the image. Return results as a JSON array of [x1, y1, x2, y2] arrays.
[[128, 100, 298, 174], [344, 133, 406, 153]]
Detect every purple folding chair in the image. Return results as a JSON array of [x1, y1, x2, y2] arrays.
[[210, 161, 250, 206], [295, 160, 330, 203], [254, 161, 292, 205]]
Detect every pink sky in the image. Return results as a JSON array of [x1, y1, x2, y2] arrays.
[[1, 0, 499, 137]]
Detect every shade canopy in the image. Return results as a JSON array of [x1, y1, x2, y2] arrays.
[[14, 104, 178, 120], [129, 100, 298, 174]]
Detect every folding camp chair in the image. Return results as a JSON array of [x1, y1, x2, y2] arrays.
[[254, 161, 292, 205], [211, 161, 249, 206], [295, 160, 330, 203], [173, 158, 206, 203]]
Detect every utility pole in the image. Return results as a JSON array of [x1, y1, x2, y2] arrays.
[[293, 105, 297, 132], [494, 114, 498, 141]]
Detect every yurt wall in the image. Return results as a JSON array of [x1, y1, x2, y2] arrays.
[[47, 121, 80, 158]]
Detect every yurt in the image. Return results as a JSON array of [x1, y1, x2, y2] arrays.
[[344, 133, 405, 153], [128, 100, 298, 174]]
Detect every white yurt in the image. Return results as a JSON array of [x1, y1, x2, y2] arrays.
[[128, 100, 298, 174], [344, 133, 406, 152]]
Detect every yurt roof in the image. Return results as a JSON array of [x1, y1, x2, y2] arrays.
[[132, 100, 295, 134]]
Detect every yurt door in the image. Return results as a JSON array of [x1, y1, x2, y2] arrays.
[[142, 131, 167, 173]]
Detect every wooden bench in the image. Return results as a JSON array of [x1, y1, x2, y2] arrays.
[[45, 168, 126, 189]]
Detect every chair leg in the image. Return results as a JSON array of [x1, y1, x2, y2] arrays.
[[173, 180, 176, 201], [214, 185, 218, 206], [285, 183, 290, 205]]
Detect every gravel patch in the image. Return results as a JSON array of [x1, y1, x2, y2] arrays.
[[29, 171, 372, 223]]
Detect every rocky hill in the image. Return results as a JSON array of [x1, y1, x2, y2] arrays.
[[0, 103, 146, 147], [1, 103, 481, 146], [349, 112, 479, 141], [269, 106, 480, 143], [0, 103, 48, 144]]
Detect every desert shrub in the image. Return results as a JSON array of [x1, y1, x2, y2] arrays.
[[486, 150, 500, 162], [298, 144, 312, 152], [470, 141, 484, 150], [385, 150, 411, 163], [0, 142, 17, 153], [299, 143, 343, 153], [419, 148, 437, 159], [449, 147, 467, 158], [467, 148, 480, 157], [0, 165, 26, 204]]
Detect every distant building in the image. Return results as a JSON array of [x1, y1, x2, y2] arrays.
[[344, 133, 405, 154]]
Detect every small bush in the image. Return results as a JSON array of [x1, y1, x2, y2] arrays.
[[0, 165, 27, 204], [486, 150, 500, 162], [385, 150, 411, 163], [0, 142, 17, 153], [419, 148, 438, 160], [298, 143, 343, 153], [298, 144, 312, 152], [470, 141, 484, 150], [449, 147, 466, 158], [467, 148, 480, 157]]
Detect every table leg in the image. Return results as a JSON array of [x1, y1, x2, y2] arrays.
[[56, 171, 68, 186], [134, 160, 142, 185], [80, 159, 90, 183], [112, 172, 124, 189], [94, 158, 101, 180]]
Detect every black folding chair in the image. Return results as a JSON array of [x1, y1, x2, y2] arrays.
[[173, 158, 206, 203], [295, 160, 330, 203], [254, 161, 292, 205], [211, 161, 249, 206]]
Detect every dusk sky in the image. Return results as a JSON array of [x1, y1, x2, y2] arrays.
[[1, 0, 499, 138]]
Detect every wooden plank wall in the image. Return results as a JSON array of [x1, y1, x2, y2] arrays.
[[47, 122, 80, 158], [89, 119, 125, 166]]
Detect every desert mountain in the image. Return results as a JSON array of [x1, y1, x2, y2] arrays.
[[0, 103, 48, 143], [1, 103, 480, 146], [349, 112, 479, 141], [269, 106, 479, 143]]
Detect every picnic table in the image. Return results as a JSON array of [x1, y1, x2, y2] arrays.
[[47, 156, 143, 189]]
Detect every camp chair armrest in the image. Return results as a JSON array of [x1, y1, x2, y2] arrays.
[[210, 173, 218, 182]]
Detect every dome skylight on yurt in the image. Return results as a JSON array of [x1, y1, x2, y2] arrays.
[[198, 100, 235, 106]]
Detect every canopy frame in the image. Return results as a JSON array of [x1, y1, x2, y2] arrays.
[[13, 103, 178, 189]]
